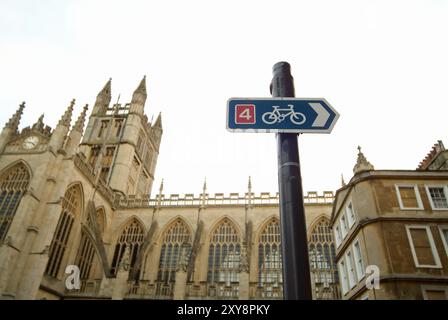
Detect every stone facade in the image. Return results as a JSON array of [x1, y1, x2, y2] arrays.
[[0, 79, 339, 300], [331, 145, 448, 300]]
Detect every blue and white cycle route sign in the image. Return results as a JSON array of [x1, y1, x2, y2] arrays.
[[227, 98, 339, 133]]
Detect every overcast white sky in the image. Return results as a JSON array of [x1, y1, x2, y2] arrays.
[[1, 0, 447, 196]]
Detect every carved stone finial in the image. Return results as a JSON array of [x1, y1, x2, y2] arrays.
[[202, 178, 207, 194], [72, 104, 89, 133], [156, 179, 164, 208], [134, 75, 147, 95], [32, 114, 45, 132], [58, 99, 75, 127], [4, 102, 25, 130], [200, 178, 207, 208], [353, 146, 374, 175], [99, 78, 112, 97], [131, 76, 147, 108], [153, 112, 162, 129], [159, 179, 164, 194], [341, 174, 346, 187]]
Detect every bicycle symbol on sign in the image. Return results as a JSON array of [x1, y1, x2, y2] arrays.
[[262, 104, 306, 125]]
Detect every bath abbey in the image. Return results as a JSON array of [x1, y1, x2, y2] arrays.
[[0, 77, 447, 300], [0, 77, 339, 300]]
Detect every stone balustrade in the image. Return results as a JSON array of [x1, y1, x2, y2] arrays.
[[64, 279, 102, 297], [250, 282, 283, 299], [65, 278, 291, 300], [206, 282, 240, 299], [73, 153, 96, 183], [116, 191, 334, 209]]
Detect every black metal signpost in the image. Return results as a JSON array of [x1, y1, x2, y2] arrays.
[[271, 62, 312, 300], [227, 62, 338, 300]]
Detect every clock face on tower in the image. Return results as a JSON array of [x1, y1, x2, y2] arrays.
[[22, 135, 39, 150]]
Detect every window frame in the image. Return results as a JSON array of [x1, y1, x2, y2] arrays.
[[352, 239, 365, 281], [156, 219, 192, 297], [405, 225, 442, 269], [395, 184, 424, 210], [345, 249, 357, 289], [421, 285, 448, 300], [334, 223, 342, 248], [97, 120, 109, 138], [346, 200, 356, 229], [0, 163, 30, 242], [207, 219, 242, 286], [258, 218, 282, 288], [438, 225, 448, 258], [340, 214, 348, 239], [338, 259, 349, 295], [424, 185, 448, 211], [110, 219, 145, 275], [46, 185, 81, 278]]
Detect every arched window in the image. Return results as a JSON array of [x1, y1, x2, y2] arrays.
[[156, 219, 192, 297], [75, 208, 105, 282], [258, 218, 282, 288], [75, 231, 96, 280], [0, 163, 30, 241], [111, 219, 144, 275], [207, 218, 241, 285], [308, 217, 339, 299], [46, 184, 82, 278]]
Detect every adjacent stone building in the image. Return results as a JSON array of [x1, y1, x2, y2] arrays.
[[331, 144, 448, 300], [0, 78, 339, 300]]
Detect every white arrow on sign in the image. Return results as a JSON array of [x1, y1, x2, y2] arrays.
[[309, 102, 330, 127]]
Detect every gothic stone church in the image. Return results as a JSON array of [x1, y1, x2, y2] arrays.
[[0, 78, 339, 300]]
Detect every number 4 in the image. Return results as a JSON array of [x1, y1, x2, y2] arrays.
[[239, 108, 252, 120], [235, 104, 255, 124]]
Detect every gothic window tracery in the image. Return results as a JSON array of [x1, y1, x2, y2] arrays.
[[75, 208, 105, 282], [258, 218, 283, 289], [207, 218, 241, 285], [110, 219, 144, 275], [46, 184, 82, 278], [0, 163, 30, 241], [75, 231, 96, 280], [308, 217, 339, 299], [156, 219, 192, 297]]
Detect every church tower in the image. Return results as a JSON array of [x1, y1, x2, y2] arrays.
[[79, 77, 162, 197]]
